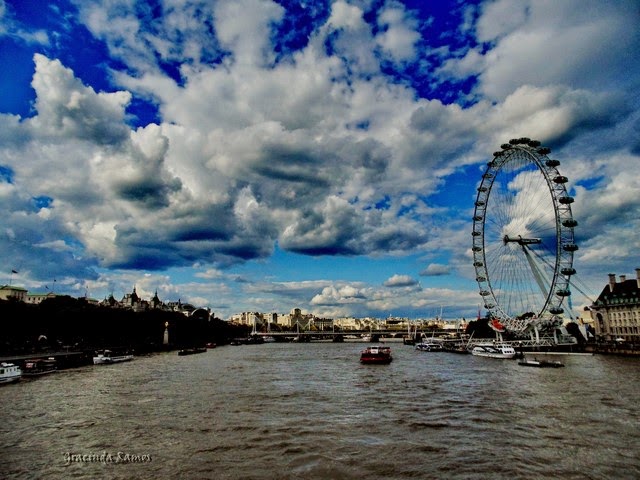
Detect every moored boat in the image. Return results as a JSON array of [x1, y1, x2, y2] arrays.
[[415, 342, 443, 352], [443, 342, 470, 354], [178, 347, 207, 356], [93, 350, 134, 365], [0, 362, 22, 384], [470, 343, 517, 359], [360, 346, 393, 364], [518, 357, 564, 368], [22, 357, 57, 376]]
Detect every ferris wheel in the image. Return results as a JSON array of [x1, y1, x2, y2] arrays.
[[472, 138, 578, 335]]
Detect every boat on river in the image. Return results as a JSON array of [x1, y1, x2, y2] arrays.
[[518, 357, 564, 368], [470, 343, 517, 359], [0, 362, 22, 384], [178, 347, 207, 356], [415, 342, 443, 352], [443, 342, 470, 354], [93, 350, 134, 365], [22, 358, 57, 376], [360, 346, 393, 364]]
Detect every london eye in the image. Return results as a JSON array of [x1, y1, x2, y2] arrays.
[[472, 138, 578, 336]]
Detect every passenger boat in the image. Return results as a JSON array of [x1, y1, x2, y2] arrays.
[[22, 357, 57, 376], [518, 357, 564, 368], [415, 342, 443, 352], [360, 346, 393, 364], [0, 362, 22, 384], [177, 347, 207, 356], [93, 350, 134, 365], [470, 343, 517, 359]]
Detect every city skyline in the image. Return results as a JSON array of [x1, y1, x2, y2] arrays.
[[1, 0, 639, 320]]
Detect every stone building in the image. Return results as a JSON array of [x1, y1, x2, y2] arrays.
[[589, 269, 640, 342], [0, 285, 28, 302]]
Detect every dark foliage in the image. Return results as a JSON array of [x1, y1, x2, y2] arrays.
[[0, 297, 247, 355], [465, 316, 495, 338]]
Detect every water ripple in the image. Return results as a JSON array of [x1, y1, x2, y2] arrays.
[[1, 346, 639, 479]]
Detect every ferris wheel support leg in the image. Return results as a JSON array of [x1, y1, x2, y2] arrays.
[[532, 327, 540, 344]]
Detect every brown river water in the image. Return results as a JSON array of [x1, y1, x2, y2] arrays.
[[1, 342, 638, 480]]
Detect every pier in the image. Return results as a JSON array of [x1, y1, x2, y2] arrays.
[[0, 351, 91, 369]]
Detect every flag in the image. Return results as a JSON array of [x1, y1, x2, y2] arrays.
[[11, 269, 18, 274]]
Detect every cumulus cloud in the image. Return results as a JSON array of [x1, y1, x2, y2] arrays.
[[474, 0, 640, 101], [0, 0, 638, 318], [420, 264, 451, 276], [376, 1, 421, 64], [383, 274, 418, 288]]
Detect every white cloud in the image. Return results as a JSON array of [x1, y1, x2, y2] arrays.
[[0, 0, 638, 319], [383, 274, 418, 287], [475, 0, 640, 101], [421, 264, 450, 276], [213, 0, 284, 66], [376, 1, 420, 64]]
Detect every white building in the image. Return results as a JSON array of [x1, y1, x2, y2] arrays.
[[0, 285, 28, 302], [589, 269, 640, 342]]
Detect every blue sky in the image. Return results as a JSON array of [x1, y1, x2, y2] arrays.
[[1, 0, 639, 321]]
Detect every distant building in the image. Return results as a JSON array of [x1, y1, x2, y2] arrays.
[[25, 292, 59, 304], [589, 269, 640, 342], [0, 285, 28, 302], [121, 286, 149, 312]]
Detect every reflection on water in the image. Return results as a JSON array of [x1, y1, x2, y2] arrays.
[[1, 343, 639, 479]]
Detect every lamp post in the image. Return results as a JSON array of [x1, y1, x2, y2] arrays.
[[163, 322, 169, 346]]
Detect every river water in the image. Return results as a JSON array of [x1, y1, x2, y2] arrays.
[[1, 342, 638, 480]]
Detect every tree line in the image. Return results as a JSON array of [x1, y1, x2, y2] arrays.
[[0, 296, 249, 356]]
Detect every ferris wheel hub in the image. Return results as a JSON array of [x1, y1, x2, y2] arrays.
[[502, 235, 542, 246]]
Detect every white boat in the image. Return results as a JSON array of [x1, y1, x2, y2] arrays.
[[470, 343, 517, 359], [93, 350, 134, 365], [415, 342, 443, 352], [0, 362, 22, 384]]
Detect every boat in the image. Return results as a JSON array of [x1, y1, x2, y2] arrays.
[[22, 357, 57, 376], [443, 342, 470, 354], [518, 357, 564, 368], [93, 350, 134, 365], [0, 362, 22, 384], [178, 347, 207, 356], [205, 342, 217, 349], [360, 346, 393, 364], [470, 343, 517, 359], [415, 342, 443, 352]]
